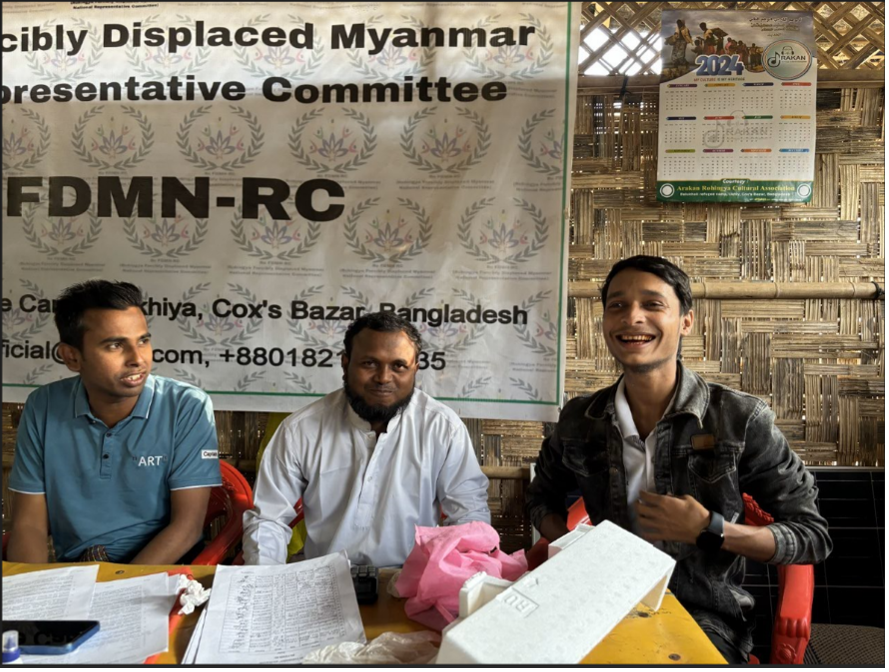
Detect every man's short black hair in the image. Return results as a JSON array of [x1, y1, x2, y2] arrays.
[[54, 280, 144, 349], [343, 311, 423, 359], [601, 255, 693, 315]]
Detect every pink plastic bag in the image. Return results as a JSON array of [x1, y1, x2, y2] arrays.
[[394, 522, 528, 631]]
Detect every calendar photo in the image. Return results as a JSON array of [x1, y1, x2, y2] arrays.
[[656, 10, 816, 203]]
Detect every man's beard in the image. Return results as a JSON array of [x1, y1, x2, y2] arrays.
[[343, 379, 414, 425], [620, 357, 672, 375]]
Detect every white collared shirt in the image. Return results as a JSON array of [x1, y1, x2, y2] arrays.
[[242, 388, 490, 567], [614, 378, 674, 546]]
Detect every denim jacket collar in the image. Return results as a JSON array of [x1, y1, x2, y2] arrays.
[[582, 361, 709, 428]]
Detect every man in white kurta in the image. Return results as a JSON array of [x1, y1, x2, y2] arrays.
[[242, 313, 490, 566]]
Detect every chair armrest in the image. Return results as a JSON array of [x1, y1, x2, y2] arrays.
[[192, 515, 242, 566], [771, 563, 814, 664], [566, 498, 591, 530]]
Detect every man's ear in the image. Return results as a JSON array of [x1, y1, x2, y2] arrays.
[[680, 308, 694, 336], [341, 353, 349, 375], [58, 343, 83, 373]]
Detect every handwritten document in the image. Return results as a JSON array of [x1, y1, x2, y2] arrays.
[[2, 565, 98, 620], [196, 552, 365, 664]]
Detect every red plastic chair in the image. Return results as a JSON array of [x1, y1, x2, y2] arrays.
[[191, 461, 254, 565], [741, 493, 814, 665], [527, 494, 814, 664]]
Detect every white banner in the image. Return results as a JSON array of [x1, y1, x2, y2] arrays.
[[2, 2, 579, 420]]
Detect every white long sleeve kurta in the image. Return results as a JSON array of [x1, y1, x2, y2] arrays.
[[243, 388, 490, 567]]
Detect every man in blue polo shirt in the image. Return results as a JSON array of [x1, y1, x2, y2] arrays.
[[7, 280, 222, 564]]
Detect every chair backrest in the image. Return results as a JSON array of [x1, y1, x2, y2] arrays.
[[191, 462, 254, 565]]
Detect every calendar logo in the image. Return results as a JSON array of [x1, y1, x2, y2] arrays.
[[763, 40, 812, 80], [659, 184, 675, 198]]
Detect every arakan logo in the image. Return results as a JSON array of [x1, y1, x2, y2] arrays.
[[763, 40, 812, 80]]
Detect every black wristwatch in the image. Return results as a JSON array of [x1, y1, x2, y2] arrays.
[[695, 511, 725, 552]]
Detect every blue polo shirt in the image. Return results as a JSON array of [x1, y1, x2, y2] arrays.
[[9, 375, 222, 562]]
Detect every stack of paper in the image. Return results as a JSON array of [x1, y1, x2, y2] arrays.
[[194, 551, 366, 664], [2, 566, 180, 664]]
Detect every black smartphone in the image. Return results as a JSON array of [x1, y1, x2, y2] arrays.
[[1, 621, 100, 655]]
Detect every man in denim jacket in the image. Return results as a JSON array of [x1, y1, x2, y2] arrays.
[[526, 256, 831, 663]]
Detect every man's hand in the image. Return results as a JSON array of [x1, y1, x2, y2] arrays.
[[539, 513, 570, 543], [130, 487, 210, 565], [635, 491, 710, 545]]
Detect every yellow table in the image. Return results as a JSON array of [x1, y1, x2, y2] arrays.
[[2, 561, 725, 664]]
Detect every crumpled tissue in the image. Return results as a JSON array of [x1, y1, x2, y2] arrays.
[[302, 631, 441, 665], [176, 575, 211, 615]]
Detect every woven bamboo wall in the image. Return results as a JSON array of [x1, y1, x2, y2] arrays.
[[2, 2, 885, 554]]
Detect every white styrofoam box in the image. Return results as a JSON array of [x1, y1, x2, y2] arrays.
[[436, 521, 676, 665]]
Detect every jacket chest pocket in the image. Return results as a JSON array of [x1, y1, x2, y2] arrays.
[[688, 449, 737, 484], [561, 441, 612, 521], [561, 441, 608, 478], [685, 443, 742, 516]]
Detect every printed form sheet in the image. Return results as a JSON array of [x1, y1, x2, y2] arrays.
[[20, 572, 177, 665], [2, 565, 99, 619], [195, 552, 365, 664]]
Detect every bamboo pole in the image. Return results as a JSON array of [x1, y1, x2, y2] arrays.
[[576, 69, 885, 94], [569, 280, 884, 300], [224, 457, 530, 480]]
